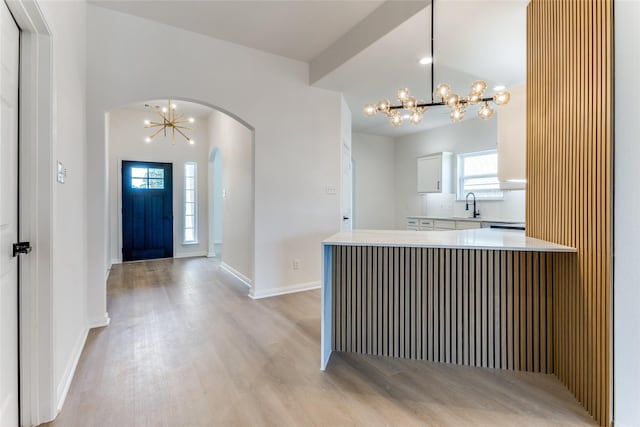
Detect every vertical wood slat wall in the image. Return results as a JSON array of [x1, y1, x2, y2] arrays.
[[331, 246, 554, 373], [526, 1, 612, 425]]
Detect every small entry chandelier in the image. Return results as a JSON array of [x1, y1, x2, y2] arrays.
[[364, 0, 511, 127], [144, 99, 195, 144]]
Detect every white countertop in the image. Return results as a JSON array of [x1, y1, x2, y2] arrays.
[[323, 229, 576, 252], [407, 215, 525, 224]]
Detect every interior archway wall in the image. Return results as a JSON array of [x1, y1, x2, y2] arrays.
[[106, 102, 220, 264], [86, 4, 344, 320], [207, 112, 253, 282], [208, 147, 223, 257]]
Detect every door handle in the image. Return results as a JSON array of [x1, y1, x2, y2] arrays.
[[13, 242, 32, 257], [343, 216, 350, 221]]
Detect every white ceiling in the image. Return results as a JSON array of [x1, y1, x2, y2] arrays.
[[122, 99, 215, 119], [93, 0, 528, 137], [90, 0, 384, 62], [314, 1, 528, 136]]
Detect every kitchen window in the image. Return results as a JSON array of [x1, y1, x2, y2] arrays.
[[183, 162, 197, 244], [457, 150, 503, 200]]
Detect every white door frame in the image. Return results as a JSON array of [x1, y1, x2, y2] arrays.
[[6, 0, 55, 425]]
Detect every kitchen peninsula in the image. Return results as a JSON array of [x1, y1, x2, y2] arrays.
[[320, 228, 576, 373]]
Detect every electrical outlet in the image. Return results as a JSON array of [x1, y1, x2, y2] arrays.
[[292, 259, 301, 270]]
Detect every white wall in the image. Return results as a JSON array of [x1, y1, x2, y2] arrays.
[[394, 118, 525, 228], [107, 107, 211, 263], [208, 150, 223, 256], [614, 1, 640, 425], [340, 97, 353, 231], [35, 0, 89, 414], [352, 132, 395, 229], [86, 5, 343, 306], [207, 110, 253, 282]]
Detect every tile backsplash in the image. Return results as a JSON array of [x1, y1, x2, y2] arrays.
[[422, 190, 526, 222]]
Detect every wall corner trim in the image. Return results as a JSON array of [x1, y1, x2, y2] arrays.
[[174, 251, 208, 259], [88, 313, 111, 329], [220, 262, 252, 288], [55, 326, 89, 415], [250, 281, 321, 300]]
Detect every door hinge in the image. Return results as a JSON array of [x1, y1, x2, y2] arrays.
[[13, 242, 32, 257]]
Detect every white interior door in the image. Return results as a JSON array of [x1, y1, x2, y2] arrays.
[[0, 1, 20, 425]]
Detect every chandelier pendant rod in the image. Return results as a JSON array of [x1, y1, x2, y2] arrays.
[[430, 0, 434, 103], [389, 96, 495, 110]]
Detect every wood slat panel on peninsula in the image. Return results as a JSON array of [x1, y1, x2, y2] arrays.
[[330, 245, 554, 372]]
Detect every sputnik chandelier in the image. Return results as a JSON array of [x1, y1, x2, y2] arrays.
[[363, 0, 511, 127], [144, 99, 195, 145]]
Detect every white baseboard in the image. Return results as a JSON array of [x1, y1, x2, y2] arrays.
[[208, 242, 223, 258], [174, 251, 207, 259], [250, 281, 321, 299], [220, 262, 252, 288], [111, 258, 122, 265], [56, 326, 89, 414], [88, 312, 111, 329]]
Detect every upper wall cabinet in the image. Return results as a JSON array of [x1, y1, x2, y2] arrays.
[[417, 152, 453, 193], [497, 84, 526, 190]]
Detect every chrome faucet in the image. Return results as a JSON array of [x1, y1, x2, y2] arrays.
[[465, 192, 480, 218]]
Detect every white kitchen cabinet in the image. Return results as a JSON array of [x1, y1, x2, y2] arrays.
[[417, 152, 453, 193], [455, 220, 481, 230], [406, 217, 434, 231], [419, 219, 434, 230], [497, 84, 526, 190], [434, 220, 456, 230], [406, 218, 419, 230]]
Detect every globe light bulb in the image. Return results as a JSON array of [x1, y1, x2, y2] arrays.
[[363, 104, 377, 116], [468, 93, 481, 105], [390, 111, 403, 127], [144, 119, 151, 126], [396, 88, 410, 101], [171, 103, 177, 110], [493, 91, 511, 105], [189, 139, 195, 145], [445, 93, 459, 108], [403, 96, 417, 109], [145, 137, 151, 143], [470, 80, 487, 95], [409, 111, 423, 125], [188, 117, 195, 123], [376, 99, 391, 113], [162, 107, 167, 113], [450, 108, 464, 122], [435, 84, 451, 100], [478, 102, 494, 119]]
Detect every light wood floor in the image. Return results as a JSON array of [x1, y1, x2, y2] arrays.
[[45, 257, 596, 426]]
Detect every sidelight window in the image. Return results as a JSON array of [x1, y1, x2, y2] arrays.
[[183, 162, 197, 243]]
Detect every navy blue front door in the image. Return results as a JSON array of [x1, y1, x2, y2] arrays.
[[122, 161, 173, 261]]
